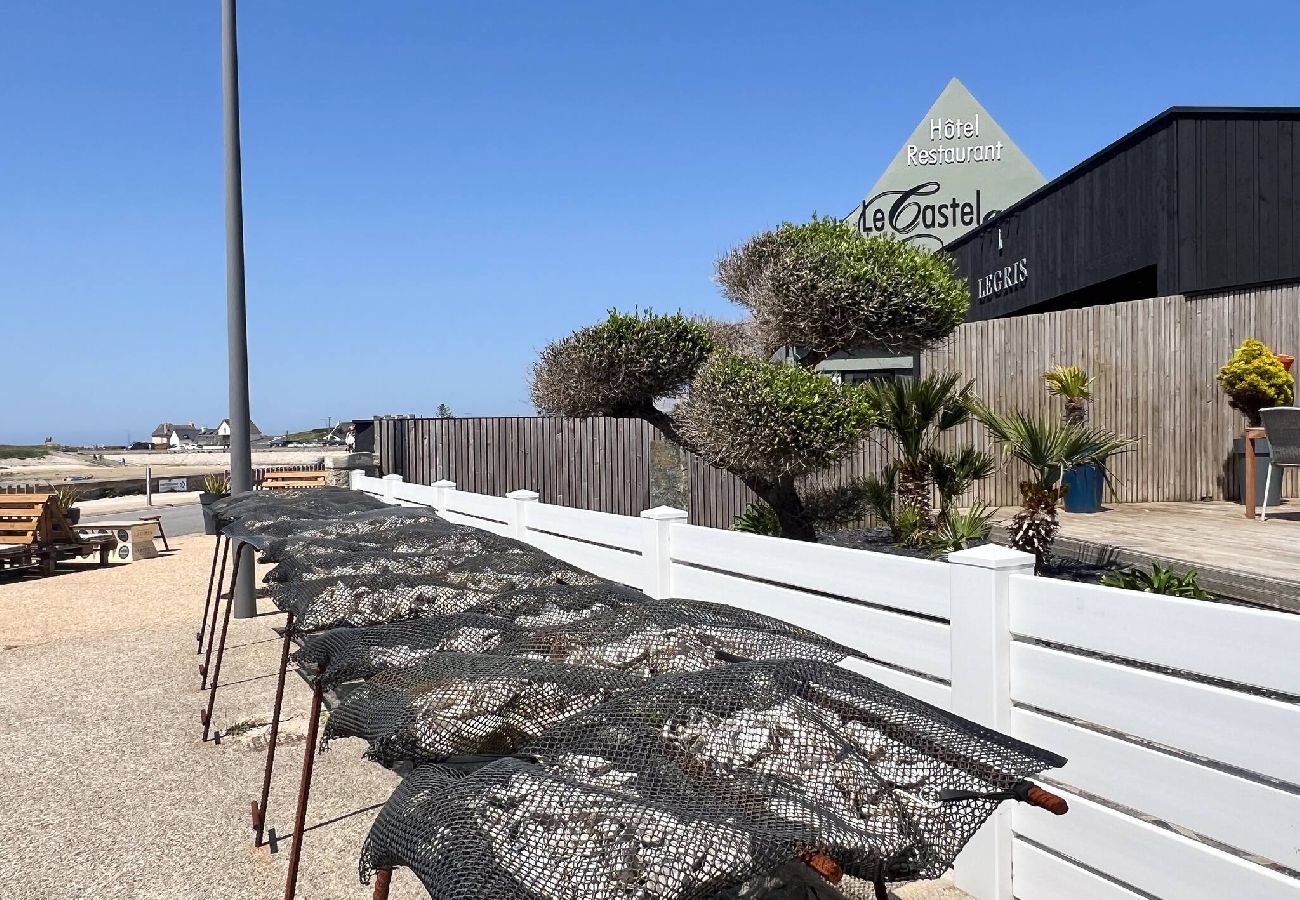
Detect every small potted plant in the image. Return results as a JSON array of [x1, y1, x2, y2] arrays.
[[200, 472, 231, 535], [1043, 365, 1105, 513], [1218, 338, 1294, 427], [54, 485, 81, 525], [1218, 338, 1295, 507]]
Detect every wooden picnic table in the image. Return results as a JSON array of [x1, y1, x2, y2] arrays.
[[73, 520, 160, 563]]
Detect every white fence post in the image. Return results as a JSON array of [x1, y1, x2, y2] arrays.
[[505, 490, 540, 541], [382, 473, 403, 504], [948, 544, 1036, 900], [639, 506, 687, 599], [431, 480, 456, 512], [349, 468, 364, 490]]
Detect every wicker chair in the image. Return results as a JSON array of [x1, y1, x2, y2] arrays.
[[1259, 407, 1300, 521]]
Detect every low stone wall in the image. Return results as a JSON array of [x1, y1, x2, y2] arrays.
[[111, 449, 345, 468]]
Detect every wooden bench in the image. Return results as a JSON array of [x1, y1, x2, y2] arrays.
[[260, 470, 328, 490], [0, 493, 114, 574]]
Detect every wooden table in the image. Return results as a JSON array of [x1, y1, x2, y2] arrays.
[[73, 520, 159, 563], [1243, 426, 1267, 519]]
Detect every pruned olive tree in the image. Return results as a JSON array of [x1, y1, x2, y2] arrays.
[[530, 218, 971, 540]]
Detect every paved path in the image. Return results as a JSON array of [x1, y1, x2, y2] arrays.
[[80, 493, 206, 540]]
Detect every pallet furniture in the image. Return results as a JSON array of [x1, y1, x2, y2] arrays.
[[0, 493, 114, 574], [259, 470, 328, 490]]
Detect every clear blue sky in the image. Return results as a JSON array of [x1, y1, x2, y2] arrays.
[[3, 1, 1298, 445]]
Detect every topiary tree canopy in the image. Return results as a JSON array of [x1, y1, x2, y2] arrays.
[[530, 310, 716, 419], [530, 217, 973, 541], [716, 216, 970, 360]]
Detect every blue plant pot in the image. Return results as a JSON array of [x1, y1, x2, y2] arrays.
[[1063, 464, 1104, 513]]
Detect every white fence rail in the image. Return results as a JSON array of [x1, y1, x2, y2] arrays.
[[351, 471, 1300, 900]]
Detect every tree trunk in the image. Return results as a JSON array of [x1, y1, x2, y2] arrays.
[[752, 477, 817, 542], [894, 462, 933, 527]]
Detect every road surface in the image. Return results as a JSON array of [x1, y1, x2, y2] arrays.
[[81, 500, 205, 538]]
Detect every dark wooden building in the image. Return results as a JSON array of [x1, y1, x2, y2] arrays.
[[946, 107, 1300, 320]]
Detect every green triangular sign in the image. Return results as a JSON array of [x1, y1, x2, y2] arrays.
[[848, 78, 1044, 251]]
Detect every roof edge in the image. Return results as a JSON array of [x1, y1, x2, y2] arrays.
[[943, 106, 1300, 252]]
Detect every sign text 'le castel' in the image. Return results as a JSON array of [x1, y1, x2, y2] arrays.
[[848, 78, 1044, 253]]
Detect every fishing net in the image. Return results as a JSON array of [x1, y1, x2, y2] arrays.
[[321, 652, 642, 765], [265, 555, 608, 633], [359, 660, 1065, 899], [295, 583, 648, 689], [223, 507, 454, 553], [494, 600, 862, 677], [296, 614, 533, 691], [210, 487, 388, 531], [259, 527, 531, 566]]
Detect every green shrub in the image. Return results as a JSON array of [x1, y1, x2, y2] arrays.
[[1101, 563, 1210, 599], [530, 309, 716, 418], [677, 355, 876, 481], [732, 501, 782, 536], [716, 217, 970, 355], [1217, 338, 1294, 426], [203, 472, 231, 495]]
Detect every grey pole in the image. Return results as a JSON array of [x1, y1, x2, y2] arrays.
[[222, 0, 256, 618]]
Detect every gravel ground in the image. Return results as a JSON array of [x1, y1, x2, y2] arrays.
[[0, 533, 971, 900], [0, 534, 425, 900]]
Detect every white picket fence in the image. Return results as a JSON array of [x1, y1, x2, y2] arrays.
[[352, 471, 1300, 900]]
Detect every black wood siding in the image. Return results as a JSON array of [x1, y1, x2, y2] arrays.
[[948, 110, 1300, 320]]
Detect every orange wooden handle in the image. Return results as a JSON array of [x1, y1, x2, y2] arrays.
[[1025, 785, 1069, 816], [802, 851, 844, 884]]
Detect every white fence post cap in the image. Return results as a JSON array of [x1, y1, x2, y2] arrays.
[[948, 543, 1035, 570], [382, 473, 403, 481], [432, 479, 456, 488], [506, 489, 540, 501], [640, 506, 688, 521]]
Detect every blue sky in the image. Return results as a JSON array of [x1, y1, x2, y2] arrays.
[[3, 1, 1298, 445]]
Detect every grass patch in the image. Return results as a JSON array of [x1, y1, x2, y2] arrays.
[[285, 428, 332, 443], [0, 445, 50, 460]]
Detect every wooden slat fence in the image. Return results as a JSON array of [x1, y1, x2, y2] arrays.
[[378, 284, 1300, 528]]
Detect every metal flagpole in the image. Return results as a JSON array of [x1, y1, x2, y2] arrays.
[[222, 0, 256, 618]]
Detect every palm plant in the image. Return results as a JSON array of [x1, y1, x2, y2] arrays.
[[972, 404, 1135, 570], [858, 373, 994, 527], [1043, 365, 1094, 426]]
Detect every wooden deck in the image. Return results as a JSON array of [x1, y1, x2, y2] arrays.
[[1020, 501, 1300, 611]]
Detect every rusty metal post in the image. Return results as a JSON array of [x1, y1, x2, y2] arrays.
[[201, 544, 242, 742], [199, 538, 231, 687], [196, 534, 222, 652], [371, 869, 392, 900], [282, 666, 325, 900], [251, 611, 296, 847]]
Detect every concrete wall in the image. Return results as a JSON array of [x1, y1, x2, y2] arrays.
[[110, 449, 347, 468]]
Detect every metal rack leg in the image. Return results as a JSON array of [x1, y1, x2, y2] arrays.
[[371, 869, 392, 900], [251, 611, 296, 847], [200, 545, 242, 742], [282, 666, 325, 900], [196, 535, 222, 652], [199, 538, 230, 686]]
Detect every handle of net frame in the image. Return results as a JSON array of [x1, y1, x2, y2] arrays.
[[938, 780, 1069, 816]]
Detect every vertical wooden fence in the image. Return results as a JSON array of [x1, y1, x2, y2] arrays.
[[377, 284, 1300, 528]]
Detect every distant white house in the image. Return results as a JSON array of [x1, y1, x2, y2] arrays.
[[150, 419, 263, 449]]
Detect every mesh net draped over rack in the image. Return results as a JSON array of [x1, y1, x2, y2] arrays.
[[360, 660, 1065, 900], [494, 599, 862, 677], [265, 553, 609, 633], [259, 528, 532, 567], [224, 508, 455, 553], [295, 583, 649, 689], [322, 651, 643, 765], [210, 487, 389, 531]]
